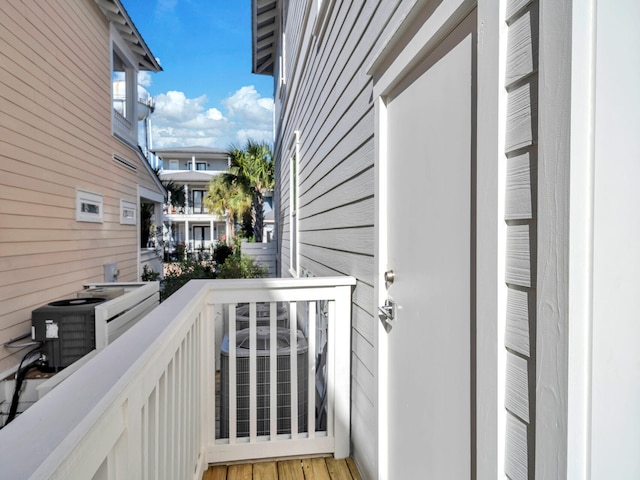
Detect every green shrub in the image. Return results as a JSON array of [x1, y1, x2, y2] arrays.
[[161, 258, 216, 301], [212, 243, 233, 266], [217, 254, 268, 279], [142, 265, 160, 282]]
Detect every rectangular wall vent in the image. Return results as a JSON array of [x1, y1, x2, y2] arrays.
[[113, 154, 137, 171]]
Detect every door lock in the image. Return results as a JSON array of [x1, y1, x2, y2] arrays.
[[378, 298, 396, 322], [384, 269, 395, 285]]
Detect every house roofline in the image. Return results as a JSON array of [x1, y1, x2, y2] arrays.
[[152, 146, 229, 156], [95, 0, 163, 72], [135, 148, 167, 200], [251, 0, 280, 76]]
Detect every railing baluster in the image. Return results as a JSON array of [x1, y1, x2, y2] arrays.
[[229, 305, 237, 443], [249, 302, 257, 441], [185, 329, 192, 476], [167, 359, 175, 480], [289, 302, 298, 437], [159, 371, 167, 480], [150, 385, 158, 480], [175, 344, 182, 480], [308, 301, 316, 439], [327, 300, 335, 440], [269, 302, 278, 438], [141, 400, 148, 480]]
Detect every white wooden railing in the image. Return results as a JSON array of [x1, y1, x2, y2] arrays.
[[90, 282, 160, 348], [0, 277, 355, 479]]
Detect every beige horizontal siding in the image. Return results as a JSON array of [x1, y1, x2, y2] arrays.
[[0, 0, 163, 372]]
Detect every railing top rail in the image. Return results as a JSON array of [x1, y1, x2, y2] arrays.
[[198, 276, 357, 291]]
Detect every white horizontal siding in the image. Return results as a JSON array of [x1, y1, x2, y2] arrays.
[[274, 0, 418, 476], [503, 1, 538, 477]]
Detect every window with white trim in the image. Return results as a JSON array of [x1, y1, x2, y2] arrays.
[[120, 200, 137, 225], [111, 39, 137, 145], [76, 189, 103, 223]]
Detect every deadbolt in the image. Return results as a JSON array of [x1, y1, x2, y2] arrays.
[[384, 270, 395, 284]]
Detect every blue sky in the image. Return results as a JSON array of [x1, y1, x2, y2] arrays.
[[123, 0, 274, 149]]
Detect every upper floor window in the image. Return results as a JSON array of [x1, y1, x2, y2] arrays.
[[112, 51, 130, 119], [111, 43, 137, 145], [193, 190, 206, 214], [169, 160, 179, 170], [188, 162, 207, 171]]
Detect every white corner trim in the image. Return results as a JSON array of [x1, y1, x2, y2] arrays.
[[138, 185, 164, 203]]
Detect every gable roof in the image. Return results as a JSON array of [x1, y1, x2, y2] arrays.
[[251, 0, 280, 75], [94, 0, 162, 72]]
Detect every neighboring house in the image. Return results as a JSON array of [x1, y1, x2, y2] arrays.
[[255, 1, 640, 479], [154, 147, 230, 254], [0, 0, 165, 374]]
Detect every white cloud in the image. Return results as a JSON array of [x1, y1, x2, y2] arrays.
[[223, 86, 273, 126], [138, 71, 153, 87], [149, 86, 273, 149]]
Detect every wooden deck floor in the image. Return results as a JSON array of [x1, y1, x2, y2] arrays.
[[203, 457, 362, 480]]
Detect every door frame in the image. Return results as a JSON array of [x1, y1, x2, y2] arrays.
[[368, 1, 502, 478]]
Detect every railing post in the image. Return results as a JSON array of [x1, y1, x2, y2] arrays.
[[333, 284, 352, 459], [203, 295, 217, 464]]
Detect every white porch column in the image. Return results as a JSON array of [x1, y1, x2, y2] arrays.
[[210, 219, 215, 248], [192, 154, 196, 171], [185, 219, 190, 255]]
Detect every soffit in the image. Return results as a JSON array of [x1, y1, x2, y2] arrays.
[[152, 146, 229, 158], [95, 0, 162, 72], [251, 0, 280, 75]]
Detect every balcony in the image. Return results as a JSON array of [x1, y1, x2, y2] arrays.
[[0, 276, 356, 479]]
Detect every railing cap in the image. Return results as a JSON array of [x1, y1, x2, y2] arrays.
[[195, 276, 357, 290]]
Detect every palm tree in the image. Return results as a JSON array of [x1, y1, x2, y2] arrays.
[[204, 173, 251, 243], [228, 140, 274, 242], [162, 180, 185, 212]]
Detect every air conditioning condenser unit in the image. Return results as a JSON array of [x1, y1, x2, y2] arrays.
[[220, 327, 308, 438], [31, 297, 106, 370]]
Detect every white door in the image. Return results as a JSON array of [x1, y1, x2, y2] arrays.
[[382, 11, 475, 478]]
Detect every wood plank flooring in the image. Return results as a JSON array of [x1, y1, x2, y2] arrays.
[[203, 457, 362, 480]]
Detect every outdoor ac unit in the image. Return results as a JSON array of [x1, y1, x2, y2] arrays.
[[233, 302, 289, 329], [31, 297, 106, 370], [220, 327, 308, 438]]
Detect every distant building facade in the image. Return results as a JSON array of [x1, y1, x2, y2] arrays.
[[154, 147, 230, 255]]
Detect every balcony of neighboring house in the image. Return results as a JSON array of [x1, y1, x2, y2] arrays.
[[0, 277, 359, 479], [154, 147, 231, 257]]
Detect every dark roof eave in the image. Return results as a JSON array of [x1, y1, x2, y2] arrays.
[[251, 0, 279, 76]]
